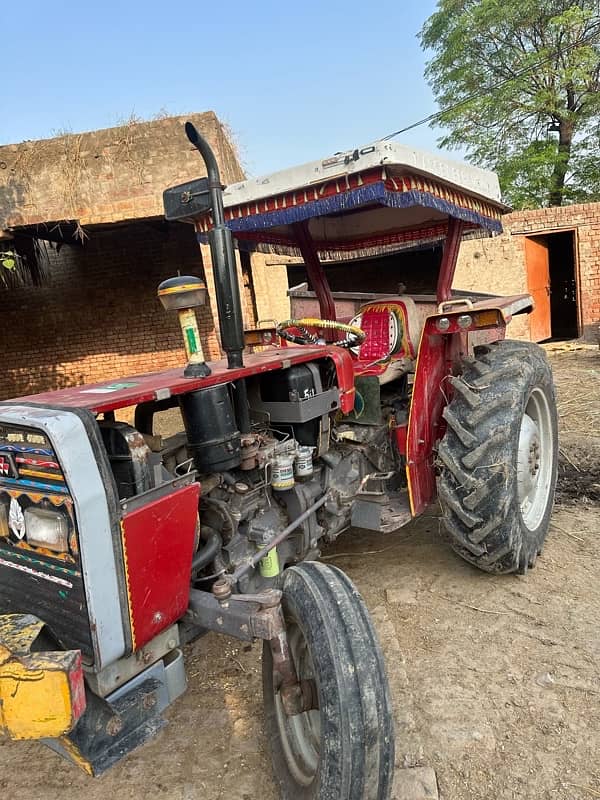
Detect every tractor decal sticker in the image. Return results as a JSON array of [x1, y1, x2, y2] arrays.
[[8, 498, 25, 538], [185, 326, 198, 354], [17, 468, 65, 482], [2, 489, 68, 507], [0, 557, 73, 588], [13, 455, 65, 484], [0, 445, 54, 456], [0, 545, 80, 577], [0, 455, 12, 477], [15, 457, 61, 470], [0, 476, 69, 494], [119, 520, 137, 651]]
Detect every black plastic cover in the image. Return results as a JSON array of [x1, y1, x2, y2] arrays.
[[180, 384, 242, 472], [163, 177, 212, 221], [98, 422, 153, 499], [258, 364, 324, 447]]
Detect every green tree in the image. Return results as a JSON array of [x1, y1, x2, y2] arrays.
[[420, 1, 600, 207]]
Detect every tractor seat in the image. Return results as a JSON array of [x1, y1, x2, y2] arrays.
[[352, 299, 422, 384]]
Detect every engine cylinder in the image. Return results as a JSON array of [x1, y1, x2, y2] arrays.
[[179, 384, 241, 472]]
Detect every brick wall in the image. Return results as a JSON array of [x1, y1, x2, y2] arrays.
[[0, 112, 244, 230], [454, 228, 530, 340], [454, 202, 600, 341], [0, 111, 289, 401], [0, 221, 259, 401]]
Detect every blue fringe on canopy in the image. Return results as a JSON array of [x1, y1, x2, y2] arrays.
[[197, 181, 502, 248]]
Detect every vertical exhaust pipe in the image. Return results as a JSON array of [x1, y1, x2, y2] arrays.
[[184, 122, 251, 434], [185, 121, 245, 370]]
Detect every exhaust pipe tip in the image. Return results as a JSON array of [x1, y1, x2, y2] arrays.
[[184, 121, 200, 146]]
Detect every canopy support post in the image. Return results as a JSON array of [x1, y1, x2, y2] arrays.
[[437, 217, 465, 304], [292, 222, 337, 321]]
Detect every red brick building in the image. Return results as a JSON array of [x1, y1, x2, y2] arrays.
[[0, 113, 289, 400], [455, 203, 600, 342]]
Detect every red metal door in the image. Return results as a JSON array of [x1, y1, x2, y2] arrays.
[[525, 237, 551, 341]]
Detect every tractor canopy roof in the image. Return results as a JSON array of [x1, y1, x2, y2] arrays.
[[191, 140, 507, 258]]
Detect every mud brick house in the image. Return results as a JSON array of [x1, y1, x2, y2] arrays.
[[454, 204, 600, 342], [0, 112, 289, 400]]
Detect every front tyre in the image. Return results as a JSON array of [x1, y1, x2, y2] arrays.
[[262, 562, 394, 800], [437, 340, 558, 574]]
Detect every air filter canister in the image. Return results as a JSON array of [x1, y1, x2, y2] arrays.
[[179, 384, 242, 472]]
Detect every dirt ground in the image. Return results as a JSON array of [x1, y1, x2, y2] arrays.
[[1, 345, 599, 800]]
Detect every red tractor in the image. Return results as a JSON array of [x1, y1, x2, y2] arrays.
[[0, 124, 557, 800]]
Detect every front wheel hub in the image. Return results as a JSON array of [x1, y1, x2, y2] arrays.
[[274, 624, 321, 785], [517, 387, 554, 531]]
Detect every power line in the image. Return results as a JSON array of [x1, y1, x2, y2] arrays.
[[381, 20, 600, 141]]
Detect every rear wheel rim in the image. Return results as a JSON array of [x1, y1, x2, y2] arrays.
[[517, 386, 554, 531], [273, 622, 321, 786]]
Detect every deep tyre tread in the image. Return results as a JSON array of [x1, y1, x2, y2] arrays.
[[437, 340, 558, 574], [263, 561, 394, 800]]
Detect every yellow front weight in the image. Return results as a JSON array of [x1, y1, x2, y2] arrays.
[[0, 614, 86, 740]]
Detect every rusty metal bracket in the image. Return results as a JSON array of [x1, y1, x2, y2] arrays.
[[436, 298, 474, 314], [269, 619, 317, 717], [187, 588, 285, 642], [187, 590, 315, 716], [355, 471, 395, 502]]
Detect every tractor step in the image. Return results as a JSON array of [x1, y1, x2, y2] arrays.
[[351, 490, 412, 533]]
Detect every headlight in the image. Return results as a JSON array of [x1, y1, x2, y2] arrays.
[[24, 507, 69, 552]]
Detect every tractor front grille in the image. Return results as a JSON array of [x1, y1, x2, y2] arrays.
[[0, 423, 94, 659]]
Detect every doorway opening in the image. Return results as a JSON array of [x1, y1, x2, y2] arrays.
[[547, 231, 579, 339], [525, 230, 579, 342]]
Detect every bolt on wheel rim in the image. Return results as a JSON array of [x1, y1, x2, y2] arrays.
[[273, 622, 320, 786], [517, 387, 554, 531]]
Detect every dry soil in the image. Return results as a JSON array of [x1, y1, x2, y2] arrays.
[[1, 345, 599, 800]]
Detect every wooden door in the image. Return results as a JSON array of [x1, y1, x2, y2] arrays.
[[525, 237, 551, 342]]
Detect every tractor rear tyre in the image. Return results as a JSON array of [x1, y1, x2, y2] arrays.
[[262, 561, 394, 800], [437, 340, 558, 574]]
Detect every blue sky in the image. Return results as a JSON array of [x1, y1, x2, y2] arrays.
[[3, 0, 448, 177]]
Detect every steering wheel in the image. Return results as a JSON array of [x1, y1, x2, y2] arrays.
[[276, 318, 367, 349]]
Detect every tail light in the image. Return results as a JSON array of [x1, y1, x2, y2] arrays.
[[435, 310, 501, 333]]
